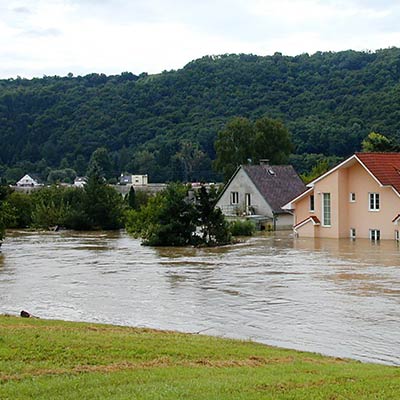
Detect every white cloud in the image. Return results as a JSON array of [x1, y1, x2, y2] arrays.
[[0, 0, 399, 78]]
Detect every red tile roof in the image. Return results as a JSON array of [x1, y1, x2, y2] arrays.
[[356, 152, 400, 193]]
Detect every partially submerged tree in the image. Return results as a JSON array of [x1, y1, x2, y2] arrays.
[[195, 185, 231, 246], [126, 183, 231, 247], [126, 183, 196, 246]]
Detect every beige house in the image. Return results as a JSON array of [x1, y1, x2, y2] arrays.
[[119, 174, 148, 186], [283, 152, 400, 240], [215, 162, 306, 230]]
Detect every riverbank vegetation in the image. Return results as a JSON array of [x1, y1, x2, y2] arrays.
[[1, 315, 399, 399], [0, 172, 125, 232], [0, 180, 233, 246]]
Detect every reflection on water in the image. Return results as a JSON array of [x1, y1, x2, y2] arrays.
[[1, 230, 400, 365]]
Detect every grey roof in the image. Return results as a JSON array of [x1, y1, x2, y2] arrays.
[[243, 165, 306, 213]]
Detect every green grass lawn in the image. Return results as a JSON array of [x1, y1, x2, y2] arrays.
[[0, 315, 399, 399]]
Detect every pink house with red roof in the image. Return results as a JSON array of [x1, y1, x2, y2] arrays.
[[283, 153, 400, 240]]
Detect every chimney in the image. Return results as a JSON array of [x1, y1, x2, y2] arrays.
[[259, 159, 270, 166]]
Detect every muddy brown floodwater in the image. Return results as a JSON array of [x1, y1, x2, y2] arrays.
[[1, 230, 400, 365]]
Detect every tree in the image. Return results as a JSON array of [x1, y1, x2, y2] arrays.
[[361, 132, 397, 152], [126, 183, 196, 246], [83, 169, 124, 230], [214, 116, 293, 181], [213, 117, 254, 181], [126, 186, 136, 209], [47, 168, 77, 184], [87, 147, 113, 180], [195, 185, 231, 246], [0, 185, 16, 242], [125, 183, 232, 247], [252, 117, 293, 164]]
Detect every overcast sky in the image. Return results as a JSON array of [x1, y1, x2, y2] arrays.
[[1, 0, 400, 79]]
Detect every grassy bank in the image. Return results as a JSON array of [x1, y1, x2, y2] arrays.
[[0, 316, 399, 399]]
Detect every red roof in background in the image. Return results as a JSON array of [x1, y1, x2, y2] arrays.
[[356, 153, 400, 193]]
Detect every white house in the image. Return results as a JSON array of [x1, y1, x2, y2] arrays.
[[16, 174, 41, 187], [215, 162, 306, 230], [119, 174, 148, 186], [74, 177, 87, 188]]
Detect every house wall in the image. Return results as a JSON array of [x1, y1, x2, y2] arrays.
[[216, 168, 273, 217], [296, 219, 318, 237], [312, 169, 340, 238], [293, 194, 312, 226], [346, 163, 400, 240], [293, 161, 400, 240], [274, 213, 294, 230]]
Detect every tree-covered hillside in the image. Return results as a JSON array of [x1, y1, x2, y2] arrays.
[[1, 48, 400, 182]]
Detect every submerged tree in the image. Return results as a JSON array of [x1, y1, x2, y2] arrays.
[[126, 183, 196, 246], [195, 185, 231, 246], [125, 183, 231, 247]]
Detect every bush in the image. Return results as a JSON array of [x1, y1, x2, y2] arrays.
[[229, 220, 256, 236]]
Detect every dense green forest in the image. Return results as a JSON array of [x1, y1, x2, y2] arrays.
[[1, 47, 400, 183]]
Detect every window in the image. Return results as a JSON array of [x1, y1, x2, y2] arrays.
[[369, 229, 380, 241], [350, 228, 356, 239], [395, 230, 400, 242], [309, 195, 315, 212], [322, 193, 331, 226], [230, 191, 239, 205], [350, 192, 356, 202], [369, 193, 380, 211], [245, 193, 251, 206]]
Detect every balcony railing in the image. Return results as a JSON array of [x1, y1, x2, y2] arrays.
[[218, 205, 258, 216]]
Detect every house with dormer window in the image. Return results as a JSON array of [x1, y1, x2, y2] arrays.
[[215, 161, 306, 230], [283, 153, 400, 241]]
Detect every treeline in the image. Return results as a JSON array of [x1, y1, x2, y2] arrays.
[[0, 182, 243, 247], [1, 48, 400, 182]]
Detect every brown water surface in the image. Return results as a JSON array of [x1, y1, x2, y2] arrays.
[[1, 230, 399, 365]]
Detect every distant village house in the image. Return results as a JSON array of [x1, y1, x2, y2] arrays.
[[119, 174, 148, 186], [74, 177, 87, 188], [16, 174, 41, 187]]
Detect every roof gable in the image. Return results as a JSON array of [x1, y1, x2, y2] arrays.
[[355, 152, 400, 194], [243, 165, 306, 212]]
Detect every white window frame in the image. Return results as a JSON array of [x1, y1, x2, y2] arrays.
[[349, 192, 356, 202], [322, 193, 331, 227], [230, 191, 239, 205], [350, 228, 356, 239], [309, 195, 315, 212], [369, 229, 380, 241], [369, 192, 380, 211]]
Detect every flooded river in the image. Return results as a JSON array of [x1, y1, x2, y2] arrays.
[[1, 230, 400, 365]]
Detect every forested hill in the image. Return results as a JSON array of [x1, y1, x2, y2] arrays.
[[1, 47, 400, 182]]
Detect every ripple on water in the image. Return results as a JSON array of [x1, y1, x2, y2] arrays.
[[1, 230, 400, 366]]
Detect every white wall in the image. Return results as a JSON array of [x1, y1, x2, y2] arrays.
[[216, 168, 273, 217]]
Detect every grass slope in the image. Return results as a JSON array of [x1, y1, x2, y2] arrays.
[[0, 316, 399, 399]]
